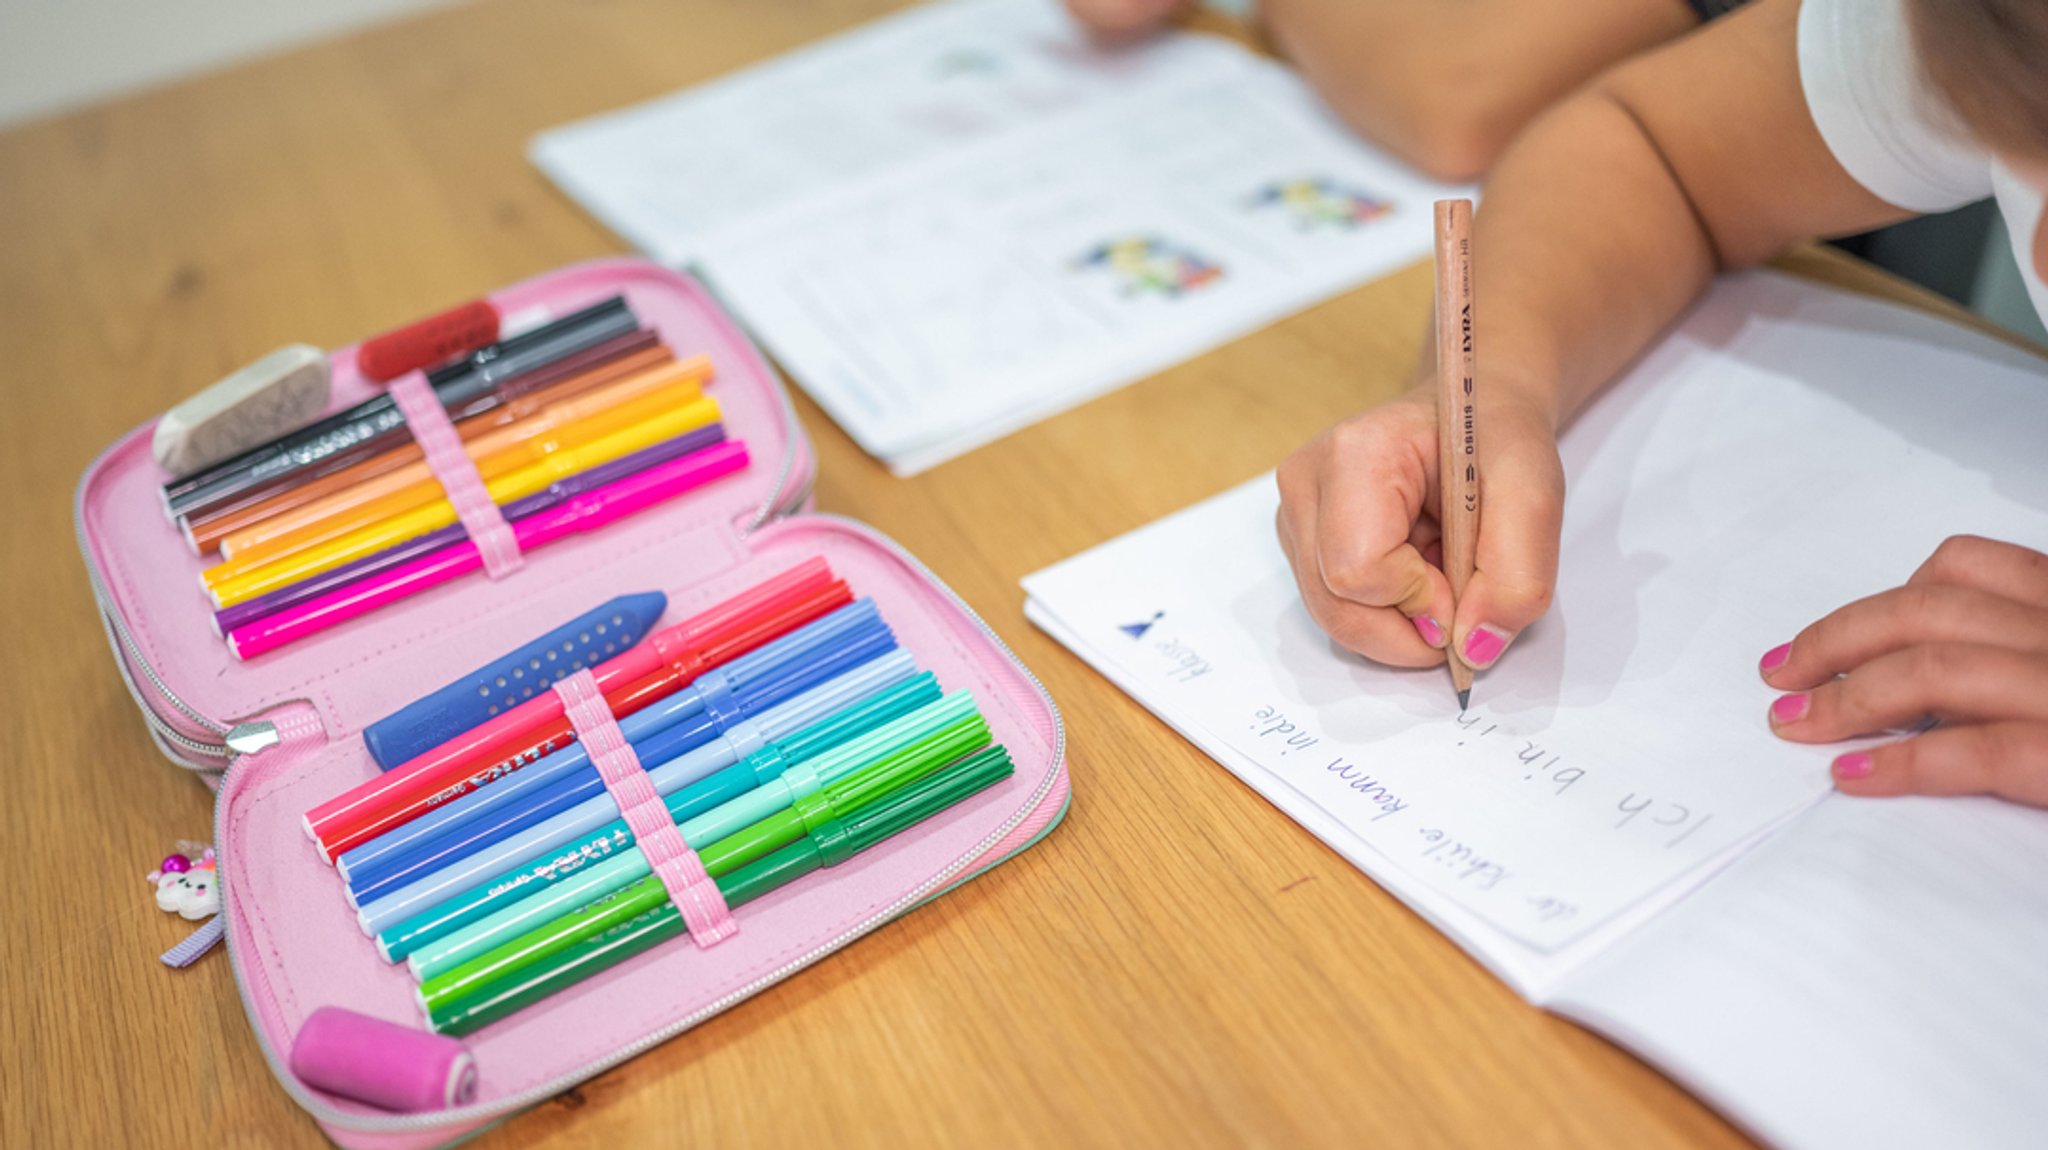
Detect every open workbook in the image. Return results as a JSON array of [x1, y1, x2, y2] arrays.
[[1024, 272, 2048, 1149], [531, 0, 1464, 474]]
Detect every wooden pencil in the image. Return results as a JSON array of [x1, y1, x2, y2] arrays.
[[1433, 199, 1480, 709]]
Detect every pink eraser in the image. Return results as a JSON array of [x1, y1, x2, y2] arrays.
[[289, 1007, 477, 1112]]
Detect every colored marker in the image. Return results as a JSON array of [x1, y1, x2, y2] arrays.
[[342, 603, 896, 901], [217, 357, 708, 562], [227, 437, 751, 659], [413, 694, 987, 1005], [409, 697, 983, 982], [373, 666, 938, 963], [423, 746, 1014, 1035], [183, 332, 669, 555], [167, 298, 635, 519], [204, 392, 724, 606], [362, 592, 672, 771], [213, 424, 721, 635], [302, 558, 849, 860]]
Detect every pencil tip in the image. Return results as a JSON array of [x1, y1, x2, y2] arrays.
[[1456, 689, 1471, 712]]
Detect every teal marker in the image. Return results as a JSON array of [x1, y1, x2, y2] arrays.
[[379, 673, 943, 964], [425, 745, 1016, 1035]]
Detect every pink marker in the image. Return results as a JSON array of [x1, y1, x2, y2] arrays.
[[228, 440, 750, 659]]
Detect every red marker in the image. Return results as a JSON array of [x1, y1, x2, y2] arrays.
[[303, 559, 849, 860], [359, 300, 503, 382]]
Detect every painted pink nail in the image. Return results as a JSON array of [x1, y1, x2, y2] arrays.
[[1759, 642, 1792, 674], [1833, 752, 1874, 780], [1770, 693, 1810, 724], [1461, 625, 1511, 668], [1413, 616, 1446, 647]]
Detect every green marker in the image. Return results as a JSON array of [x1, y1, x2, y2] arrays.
[[417, 696, 991, 1008], [425, 745, 1015, 1035], [410, 698, 988, 982]]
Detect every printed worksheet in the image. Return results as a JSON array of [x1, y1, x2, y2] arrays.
[[534, 0, 1466, 473], [1025, 271, 2048, 996], [532, 0, 1260, 264], [699, 60, 1459, 472]]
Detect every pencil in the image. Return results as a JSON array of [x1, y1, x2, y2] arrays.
[[1433, 199, 1480, 710]]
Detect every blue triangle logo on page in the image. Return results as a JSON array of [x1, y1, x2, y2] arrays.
[[1120, 611, 1164, 640]]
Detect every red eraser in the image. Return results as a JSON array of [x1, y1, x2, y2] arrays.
[[358, 299, 501, 382]]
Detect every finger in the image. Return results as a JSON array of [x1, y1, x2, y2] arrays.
[[1760, 584, 2048, 690], [1276, 505, 1446, 668], [1829, 721, 2048, 808], [1065, 0, 1187, 38], [1302, 405, 1459, 642], [1768, 644, 2048, 743], [1449, 413, 1564, 670], [1908, 535, 2048, 607]]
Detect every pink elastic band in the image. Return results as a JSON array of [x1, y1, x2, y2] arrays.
[[386, 371, 523, 580], [552, 670, 737, 948]]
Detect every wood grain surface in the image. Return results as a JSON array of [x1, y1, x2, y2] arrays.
[[1, 2, 2029, 1147]]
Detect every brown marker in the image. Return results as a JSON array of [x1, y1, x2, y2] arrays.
[[1433, 199, 1480, 710]]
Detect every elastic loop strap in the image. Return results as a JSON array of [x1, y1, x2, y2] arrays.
[[387, 371, 523, 580], [553, 669, 735, 948]]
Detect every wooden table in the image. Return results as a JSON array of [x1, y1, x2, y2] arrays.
[[3, 3, 2027, 1146]]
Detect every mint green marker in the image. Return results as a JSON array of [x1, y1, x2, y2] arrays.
[[425, 745, 1015, 1035]]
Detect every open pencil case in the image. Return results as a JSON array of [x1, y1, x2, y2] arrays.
[[73, 257, 1069, 1149]]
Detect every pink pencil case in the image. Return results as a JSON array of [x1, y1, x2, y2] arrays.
[[73, 258, 1069, 1148]]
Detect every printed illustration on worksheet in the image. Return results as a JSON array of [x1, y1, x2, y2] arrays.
[[1243, 177, 1395, 231]]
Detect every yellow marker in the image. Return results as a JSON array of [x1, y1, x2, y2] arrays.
[[204, 393, 722, 608], [220, 368, 705, 565]]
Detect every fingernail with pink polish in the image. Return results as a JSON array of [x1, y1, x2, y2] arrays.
[[1832, 752, 1874, 780], [1770, 693, 1810, 724], [1759, 642, 1792, 674], [1461, 625, 1513, 668], [1413, 616, 1446, 648]]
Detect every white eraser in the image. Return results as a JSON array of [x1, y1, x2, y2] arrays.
[[153, 345, 332, 478]]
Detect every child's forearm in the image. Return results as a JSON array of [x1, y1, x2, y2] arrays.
[[1470, 90, 1721, 428], [1460, 0, 1909, 428], [1255, 0, 1698, 181]]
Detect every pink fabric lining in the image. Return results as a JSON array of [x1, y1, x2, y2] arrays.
[[552, 669, 736, 947], [385, 372, 523, 580]]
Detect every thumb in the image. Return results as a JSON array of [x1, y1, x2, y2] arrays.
[[1450, 418, 1564, 671]]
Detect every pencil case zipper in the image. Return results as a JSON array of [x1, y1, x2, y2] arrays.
[[210, 512, 1068, 1141]]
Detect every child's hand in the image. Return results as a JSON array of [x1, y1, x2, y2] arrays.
[[1275, 385, 1564, 671], [1761, 536, 2048, 807], [1061, 0, 1190, 39]]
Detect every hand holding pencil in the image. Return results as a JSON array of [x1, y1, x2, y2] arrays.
[[1274, 198, 1563, 697]]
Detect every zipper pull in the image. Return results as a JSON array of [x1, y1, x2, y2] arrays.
[[224, 721, 280, 756]]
